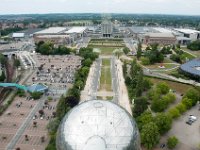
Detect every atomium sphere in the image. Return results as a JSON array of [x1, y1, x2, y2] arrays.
[[56, 100, 141, 150]]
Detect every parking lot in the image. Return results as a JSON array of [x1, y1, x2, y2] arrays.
[[0, 94, 59, 150], [27, 54, 82, 95], [159, 104, 200, 150]]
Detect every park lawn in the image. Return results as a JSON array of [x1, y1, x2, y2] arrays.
[[181, 47, 200, 57], [106, 96, 113, 100], [146, 77, 193, 94], [144, 63, 179, 70], [163, 58, 174, 63], [102, 59, 110, 66], [100, 59, 112, 91], [88, 46, 118, 55], [182, 51, 196, 60]]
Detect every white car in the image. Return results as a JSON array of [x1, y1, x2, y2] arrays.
[[189, 115, 197, 122]]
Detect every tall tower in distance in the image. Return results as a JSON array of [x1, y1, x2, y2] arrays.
[[101, 14, 113, 38]]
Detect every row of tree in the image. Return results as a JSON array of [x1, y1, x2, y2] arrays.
[[123, 59, 152, 100], [187, 40, 200, 51], [35, 41, 72, 55], [148, 82, 176, 112], [45, 47, 98, 150]]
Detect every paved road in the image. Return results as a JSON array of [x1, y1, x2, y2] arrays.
[[6, 96, 46, 150], [144, 69, 200, 87]]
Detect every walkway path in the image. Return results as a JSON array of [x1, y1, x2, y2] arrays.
[[81, 58, 101, 101], [114, 58, 132, 115]]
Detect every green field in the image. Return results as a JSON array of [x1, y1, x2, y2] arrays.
[[88, 39, 125, 55], [90, 46, 119, 55], [100, 59, 112, 91], [146, 77, 192, 94], [182, 51, 196, 60]]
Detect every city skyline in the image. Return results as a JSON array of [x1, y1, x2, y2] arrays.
[[0, 0, 200, 16]]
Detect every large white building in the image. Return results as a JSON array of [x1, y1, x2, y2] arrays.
[[173, 28, 200, 41], [56, 100, 141, 150]]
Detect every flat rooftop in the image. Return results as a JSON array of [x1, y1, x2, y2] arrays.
[[174, 28, 200, 34], [34, 27, 67, 35], [35, 35, 70, 38], [65, 27, 87, 34], [145, 32, 175, 38]]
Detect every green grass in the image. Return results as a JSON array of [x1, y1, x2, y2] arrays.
[[182, 51, 196, 60], [102, 59, 110, 66], [106, 96, 113, 100], [146, 77, 192, 94], [89, 46, 118, 55], [100, 59, 112, 91], [144, 63, 179, 70]]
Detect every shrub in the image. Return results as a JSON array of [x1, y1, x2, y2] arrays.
[[168, 107, 180, 119], [167, 136, 179, 149]]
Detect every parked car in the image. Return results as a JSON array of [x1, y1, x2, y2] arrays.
[[186, 120, 193, 125], [189, 115, 197, 122]]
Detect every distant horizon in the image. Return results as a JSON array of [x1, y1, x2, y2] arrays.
[[1, 0, 200, 16], [0, 12, 200, 17]]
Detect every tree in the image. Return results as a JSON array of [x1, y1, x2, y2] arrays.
[[156, 82, 170, 94], [14, 59, 20, 68], [133, 97, 148, 117], [148, 88, 161, 101], [122, 61, 127, 75], [183, 88, 200, 106], [141, 122, 160, 150], [80, 66, 89, 78], [0, 53, 6, 65], [137, 111, 154, 130], [30, 92, 42, 100], [123, 47, 130, 55], [151, 99, 168, 112], [137, 42, 142, 59], [167, 136, 179, 149], [168, 107, 180, 119], [141, 57, 150, 65], [181, 97, 193, 109], [135, 70, 144, 97], [74, 80, 84, 90], [65, 96, 79, 108], [47, 119, 60, 135], [154, 113, 172, 135], [0, 71, 6, 82], [143, 78, 153, 91], [82, 58, 92, 67], [175, 103, 186, 114], [162, 93, 176, 104], [39, 109, 44, 117]]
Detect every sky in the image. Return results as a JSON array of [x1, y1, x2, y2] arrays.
[[0, 0, 200, 15]]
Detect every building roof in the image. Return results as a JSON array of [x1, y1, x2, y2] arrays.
[[35, 35, 70, 38], [176, 36, 191, 41], [27, 83, 48, 92], [34, 27, 67, 35], [56, 100, 140, 150], [180, 58, 200, 76], [174, 28, 200, 34], [65, 27, 87, 34], [12, 33, 25, 38], [129, 26, 158, 34], [145, 32, 175, 38], [153, 27, 173, 33]]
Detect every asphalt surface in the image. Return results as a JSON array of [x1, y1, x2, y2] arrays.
[[6, 96, 46, 150]]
